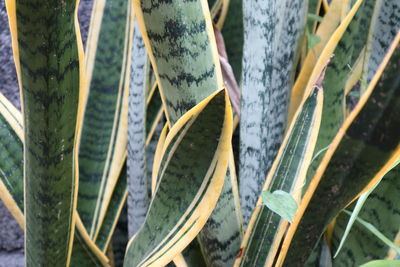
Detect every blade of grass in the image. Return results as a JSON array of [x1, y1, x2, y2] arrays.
[[332, 164, 400, 266]]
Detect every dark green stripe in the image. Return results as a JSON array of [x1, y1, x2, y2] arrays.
[[240, 87, 321, 266], [124, 90, 227, 267], [78, 0, 129, 234], [14, 0, 81, 264]]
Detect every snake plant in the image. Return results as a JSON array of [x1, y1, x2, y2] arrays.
[[0, 0, 399, 266]]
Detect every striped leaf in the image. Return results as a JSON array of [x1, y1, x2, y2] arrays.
[[180, 240, 208, 267], [127, 18, 149, 237], [289, 0, 348, 122], [197, 151, 243, 267], [145, 86, 163, 142], [236, 84, 324, 266], [0, 93, 24, 222], [332, 164, 400, 266], [134, 0, 223, 125], [5, 0, 84, 264], [123, 89, 233, 267], [239, 0, 307, 227], [70, 217, 110, 267], [134, 1, 242, 265], [0, 94, 109, 266], [303, 0, 381, 191], [277, 32, 400, 267], [78, 0, 131, 238], [360, 0, 400, 94], [95, 162, 127, 252]]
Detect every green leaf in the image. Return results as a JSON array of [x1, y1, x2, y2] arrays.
[[197, 154, 243, 267], [239, 0, 308, 227], [78, 0, 130, 238], [95, 163, 127, 252], [0, 94, 24, 222], [236, 85, 324, 266], [136, 0, 223, 125], [136, 1, 242, 265], [123, 89, 233, 267], [288, 0, 353, 122], [332, 164, 400, 266], [0, 94, 109, 266], [307, 13, 324, 23], [262, 190, 298, 223], [360, 260, 400, 267], [278, 32, 400, 267], [180, 240, 207, 267], [221, 0, 243, 80], [6, 0, 82, 264], [304, 0, 380, 192], [333, 161, 399, 258], [343, 210, 400, 255], [307, 32, 322, 49]]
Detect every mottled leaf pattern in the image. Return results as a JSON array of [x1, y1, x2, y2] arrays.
[[239, 0, 307, 227], [127, 19, 149, 237]]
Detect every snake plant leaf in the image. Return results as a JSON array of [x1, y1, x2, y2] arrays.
[[0, 93, 24, 223], [127, 18, 149, 237], [360, 260, 400, 267], [332, 165, 400, 266], [78, 0, 131, 238], [288, 0, 358, 123], [220, 0, 243, 80], [181, 240, 208, 267], [197, 151, 243, 267], [146, 86, 163, 142], [71, 216, 110, 267], [239, 0, 307, 227], [134, 0, 224, 125], [192, 26, 243, 267], [236, 85, 324, 267], [96, 162, 127, 252], [303, 0, 382, 191], [332, 160, 397, 258], [135, 1, 242, 265], [360, 0, 400, 94], [277, 32, 400, 267], [124, 89, 233, 267], [6, 0, 84, 264], [0, 95, 109, 266]]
